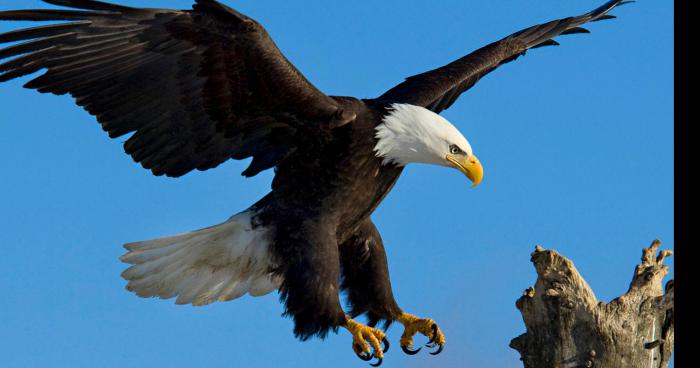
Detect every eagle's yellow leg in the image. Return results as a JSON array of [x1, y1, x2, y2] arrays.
[[343, 317, 389, 366], [397, 313, 446, 355]]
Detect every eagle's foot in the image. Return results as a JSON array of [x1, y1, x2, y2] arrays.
[[344, 317, 389, 367], [397, 313, 446, 356]]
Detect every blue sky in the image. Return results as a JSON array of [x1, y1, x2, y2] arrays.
[[0, 1, 673, 367]]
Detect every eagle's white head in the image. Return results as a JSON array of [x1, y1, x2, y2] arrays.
[[374, 103, 484, 187]]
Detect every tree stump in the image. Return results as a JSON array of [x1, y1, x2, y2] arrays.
[[510, 240, 674, 368]]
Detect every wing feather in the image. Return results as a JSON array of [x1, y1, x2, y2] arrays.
[[0, 0, 350, 177], [377, 0, 631, 114]]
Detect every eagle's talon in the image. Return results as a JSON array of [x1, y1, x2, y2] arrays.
[[370, 357, 383, 367], [428, 324, 439, 344], [355, 343, 372, 361], [401, 345, 422, 355], [345, 317, 387, 364], [356, 351, 372, 362], [397, 313, 446, 357]]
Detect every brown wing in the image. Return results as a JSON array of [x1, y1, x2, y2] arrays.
[[377, 0, 632, 113], [0, 0, 355, 177]]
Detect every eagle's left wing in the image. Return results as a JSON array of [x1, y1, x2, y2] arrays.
[[377, 0, 631, 114], [0, 0, 354, 178]]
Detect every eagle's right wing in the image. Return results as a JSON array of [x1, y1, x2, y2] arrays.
[[377, 0, 632, 114], [0, 0, 354, 178]]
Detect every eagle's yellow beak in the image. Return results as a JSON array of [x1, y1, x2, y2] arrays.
[[446, 154, 483, 188]]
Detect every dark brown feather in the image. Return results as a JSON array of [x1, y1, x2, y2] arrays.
[[42, 0, 134, 11], [561, 27, 591, 36], [0, 0, 349, 177], [0, 33, 77, 59], [0, 22, 90, 44], [0, 9, 117, 21], [377, 0, 630, 114]]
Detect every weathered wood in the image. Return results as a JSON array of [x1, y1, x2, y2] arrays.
[[510, 240, 674, 368]]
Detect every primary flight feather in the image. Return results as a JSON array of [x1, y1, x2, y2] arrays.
[[0, 0, 631, 365]]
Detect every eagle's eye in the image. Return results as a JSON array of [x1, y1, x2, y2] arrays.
[[449, 145, 463, 155]]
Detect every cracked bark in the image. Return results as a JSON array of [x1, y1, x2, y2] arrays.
[[510, 240, 674, 368]]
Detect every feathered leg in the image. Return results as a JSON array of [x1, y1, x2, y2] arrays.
[[271, 213, 388, 366], [271, 214, 345, 339], [340, 218, 446, 357], [340, 218, 402, 327]]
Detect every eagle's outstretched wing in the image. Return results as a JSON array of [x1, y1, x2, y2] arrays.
[[0, 0, 354, 177], [377, 0, 632, 113]]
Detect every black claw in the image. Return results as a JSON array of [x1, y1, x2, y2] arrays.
[[355, 345, 373, 362], [429, 344, 445, 356], [382, 337, 390, 353], [428, 324, 439, 345], [426, 324, 443, 354], [370, 357, 383, 367], [401, 345, 422, 355]]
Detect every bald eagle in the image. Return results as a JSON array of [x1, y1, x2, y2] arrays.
[[0, 0, 632, 365]]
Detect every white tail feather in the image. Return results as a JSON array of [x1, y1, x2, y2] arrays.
[[120, 211, 281, 306]]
